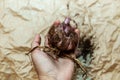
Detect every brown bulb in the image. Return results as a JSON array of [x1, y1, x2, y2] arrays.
[[47, 18, 79, 52]]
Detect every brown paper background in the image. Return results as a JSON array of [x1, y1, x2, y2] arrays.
[[0, 0, 120, 80]]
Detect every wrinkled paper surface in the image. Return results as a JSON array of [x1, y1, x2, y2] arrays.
[[0, 0, 120, 80]]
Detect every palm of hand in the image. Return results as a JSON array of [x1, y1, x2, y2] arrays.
[[31, 35, 74, 80]]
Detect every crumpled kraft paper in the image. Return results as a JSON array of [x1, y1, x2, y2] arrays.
[[0, 0, 120, 80]]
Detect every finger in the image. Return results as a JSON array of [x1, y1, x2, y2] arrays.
[[74, 29, 80, 57], [67, 41, 73, 50], [44, 35, 50, 47], [72, 26, 77, 29], [53, 20, 60, 26], [31, 34, 41, 52], [74, 29, 80, 37]]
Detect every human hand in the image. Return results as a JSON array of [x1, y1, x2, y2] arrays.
[[31, 21, 80, 80]]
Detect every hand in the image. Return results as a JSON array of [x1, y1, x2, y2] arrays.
[[31, 22, 80, 80], [31, 34, 74, 80]]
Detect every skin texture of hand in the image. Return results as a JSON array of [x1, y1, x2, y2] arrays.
[[31, 21, 80, 80]]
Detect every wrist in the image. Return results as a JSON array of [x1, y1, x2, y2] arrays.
[[38, 75, 72, 80], [38, 75, 56, 80]]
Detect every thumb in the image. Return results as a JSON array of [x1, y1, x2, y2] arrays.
[[31, 34, 41, 53]]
